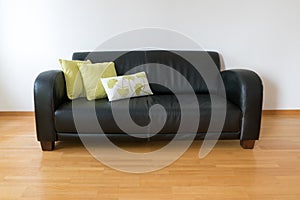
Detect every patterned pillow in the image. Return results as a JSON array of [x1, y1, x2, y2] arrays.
[[101, 72, 153, 101]]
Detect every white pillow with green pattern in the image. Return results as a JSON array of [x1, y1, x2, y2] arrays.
[[101, 72, 153, 101]]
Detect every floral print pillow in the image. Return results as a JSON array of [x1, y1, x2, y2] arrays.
[[101, 72, 153, 101]]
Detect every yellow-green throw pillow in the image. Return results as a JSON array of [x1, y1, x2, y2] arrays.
[[59, 59, 91, 99], [78, 62, 117, 101]]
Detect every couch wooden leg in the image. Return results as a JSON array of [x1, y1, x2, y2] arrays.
[[40, 141, 55, 151], [240, 140, 255, 149]]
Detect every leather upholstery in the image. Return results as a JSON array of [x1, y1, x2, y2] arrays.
[[54, 94, 242, 134], [34, 51, 263, 146], [34, 70, 68, 141], [72, 51, 220, 94], [221, 69, 263, 140], [57, 132, 241, 143]]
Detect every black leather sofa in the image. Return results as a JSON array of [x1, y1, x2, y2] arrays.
[[34, 51, 263, 151]]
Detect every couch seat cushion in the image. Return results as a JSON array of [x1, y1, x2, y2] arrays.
[[54, 94, 242, 134]]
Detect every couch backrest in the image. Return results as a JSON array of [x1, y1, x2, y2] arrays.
[[72, 50, 220, 94]]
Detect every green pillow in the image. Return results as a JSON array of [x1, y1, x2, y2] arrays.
[[59, 59, 91, 99], [78, 62, 117, 100]]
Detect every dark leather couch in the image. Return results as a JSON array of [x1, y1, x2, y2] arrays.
[[34, 51, 263, 151]]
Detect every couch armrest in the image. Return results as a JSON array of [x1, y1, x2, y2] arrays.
[[221, 69, 263, 140], [34, 70, 67, 142]]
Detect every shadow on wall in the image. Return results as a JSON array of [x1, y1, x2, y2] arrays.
[[218, 54, 277, 109], [261, 75, 278, 109], [218, 53, 226, 71]]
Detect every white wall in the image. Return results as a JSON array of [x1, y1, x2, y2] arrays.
[[0, 0, 299, 111]]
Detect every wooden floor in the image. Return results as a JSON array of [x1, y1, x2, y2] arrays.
[[0, 113, 300, 200]]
